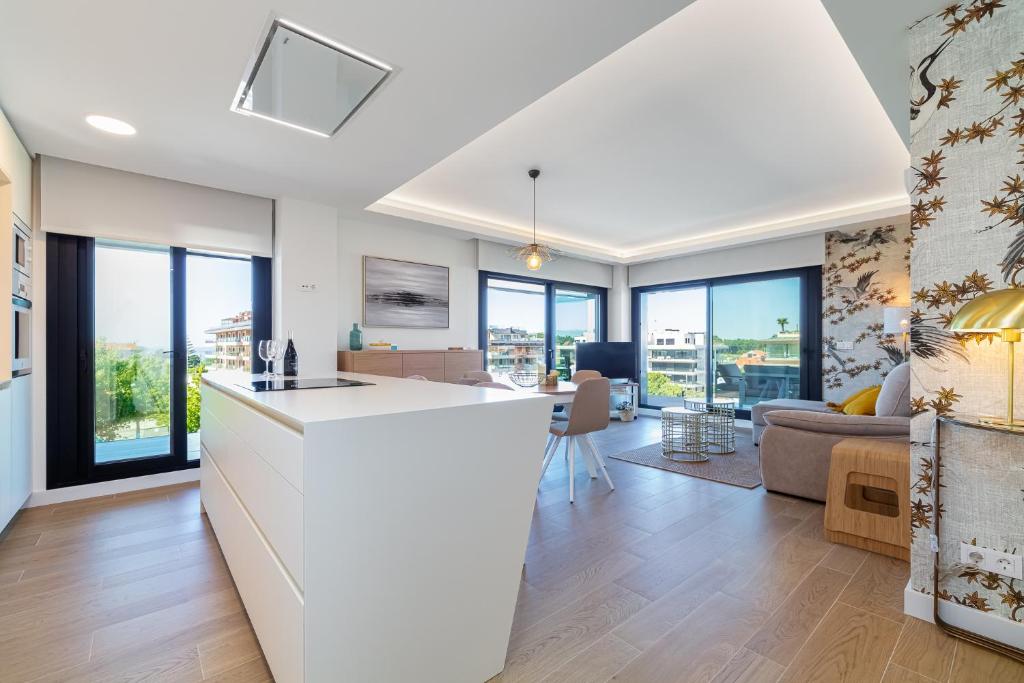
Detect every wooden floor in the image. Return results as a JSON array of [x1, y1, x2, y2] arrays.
[[1, 417, 1022, 682]]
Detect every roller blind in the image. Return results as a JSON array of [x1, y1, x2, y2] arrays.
[[39, 156, 273, 256]]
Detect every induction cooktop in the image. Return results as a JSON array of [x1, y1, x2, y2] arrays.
[[245, 377, 375, 392]]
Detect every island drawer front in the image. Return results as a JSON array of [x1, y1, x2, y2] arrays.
[[401, 352, 444, 381], [443, 351, 483, 382], [202, 452, 303, 683], [203, 385, 303, 492], [202, 407, 304, 589]]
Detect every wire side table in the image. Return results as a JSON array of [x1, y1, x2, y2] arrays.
[[661, 407, 709, 462], [683, 399, 737, 454]]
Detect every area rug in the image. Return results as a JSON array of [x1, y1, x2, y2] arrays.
[[608, 430, 761, 488]]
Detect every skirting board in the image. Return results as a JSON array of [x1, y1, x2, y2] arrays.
[[905, 580, 1024, 649], [26, 468, 200, 507]]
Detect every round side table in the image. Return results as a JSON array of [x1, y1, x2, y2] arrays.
[[661, 407, 709, 462], [683, 399, 737, 454]]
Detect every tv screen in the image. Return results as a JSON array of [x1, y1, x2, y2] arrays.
[[575, 342, 636, 381]]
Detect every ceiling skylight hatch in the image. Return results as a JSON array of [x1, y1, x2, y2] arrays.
[[231, 17, 393, 138]]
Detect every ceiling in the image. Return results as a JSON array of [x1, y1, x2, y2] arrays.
[[0, 0, 949, 265], [372, 0, 925, 263], [0, 0, 692, 215]]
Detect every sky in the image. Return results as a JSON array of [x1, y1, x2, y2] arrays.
[[643, 277, 801, 340], [94, 245, 251, 351]]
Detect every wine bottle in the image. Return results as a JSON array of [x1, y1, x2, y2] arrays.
[[283, 332, 299, 376]]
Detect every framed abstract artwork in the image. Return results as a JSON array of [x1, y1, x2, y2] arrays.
[[362, 256, 450, 328]]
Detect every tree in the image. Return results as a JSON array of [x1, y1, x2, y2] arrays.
[[646, 371, 682, 398], [94, 341, 171, 441], [777, 317, 789, 333], [186, 363, 206, 433]]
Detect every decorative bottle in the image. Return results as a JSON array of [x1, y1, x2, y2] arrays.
[[283, 332, 299, 376], [349, 323, 363, 351]]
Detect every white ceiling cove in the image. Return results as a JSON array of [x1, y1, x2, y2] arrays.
[[372, 0, 912, 263], [0, 0, 935, 264]]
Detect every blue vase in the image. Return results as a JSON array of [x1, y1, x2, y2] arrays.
[[349, 323, 363, 351]]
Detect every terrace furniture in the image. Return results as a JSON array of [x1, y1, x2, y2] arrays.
[[715, 363, 746, 405], [758, 364, 911, 501], [824, 438, 910, 561]]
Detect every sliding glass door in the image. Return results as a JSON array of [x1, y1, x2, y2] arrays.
[[46, 234, 271, 488], [480, 273, 607, 380], [632, 267, 821, 417], [94, 243, 173, 464], [636, 285, 707, 408]]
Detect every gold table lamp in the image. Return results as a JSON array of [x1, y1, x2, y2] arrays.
[[949, 287, 1024, 428]]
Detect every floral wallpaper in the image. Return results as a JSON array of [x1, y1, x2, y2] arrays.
[[908, 0, 1024, 626], [822, 222, 911, 402]]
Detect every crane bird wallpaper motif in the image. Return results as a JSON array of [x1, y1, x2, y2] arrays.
[[821, 224, 909, 399], [908, 0, 1024, 628]]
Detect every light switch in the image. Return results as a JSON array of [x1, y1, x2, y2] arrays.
[[297, 283, 317, 292]]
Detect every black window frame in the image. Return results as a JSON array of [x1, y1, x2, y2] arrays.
[[630, 266, 822, 419], [46, 234, 272, 489], [477, 271, 609, 375]]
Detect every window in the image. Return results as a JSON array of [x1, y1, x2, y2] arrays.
[[46, 234, 271, 488], [479, 273, 607, 380], [632, 267, 821, 418]]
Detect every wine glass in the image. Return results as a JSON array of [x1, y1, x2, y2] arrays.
[[257, 340, 272, 380], [272, 339, 287, 377]]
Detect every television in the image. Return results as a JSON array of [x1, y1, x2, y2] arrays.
[[575, 342, 637, 381]]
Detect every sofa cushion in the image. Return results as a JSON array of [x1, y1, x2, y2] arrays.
[[763, 410, 910, 436], [842, 386, 881, 415], [751, 398, 830, 426], [875, 362, 911, 417]]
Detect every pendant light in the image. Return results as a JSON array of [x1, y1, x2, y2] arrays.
[[511, 168, 558, 271]]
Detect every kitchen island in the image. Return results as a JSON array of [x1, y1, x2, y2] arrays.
[[199, 371, 554, 683]]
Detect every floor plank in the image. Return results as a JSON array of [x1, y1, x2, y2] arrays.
[[949, 639, 1024, 683], [890, 616, 957, 681], [836, 552, 910, 625]]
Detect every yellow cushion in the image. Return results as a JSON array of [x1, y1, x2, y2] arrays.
[[826, 385, 875, 413], [842, 386, 881, 415]]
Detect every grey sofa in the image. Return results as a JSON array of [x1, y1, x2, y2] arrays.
[[757, 363, 911, 502]]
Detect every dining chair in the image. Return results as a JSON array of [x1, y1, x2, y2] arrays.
[[553, 369, 603, 421], [462, 370, 494, 383], [475, 381, 513, 390], [540, 378, 613, 503], [405, 375, 429, 381]]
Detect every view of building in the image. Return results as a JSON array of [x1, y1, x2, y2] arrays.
[[204, 310, 252, 371], [487, 326, 545, 376], [645, 329, 706, 394]]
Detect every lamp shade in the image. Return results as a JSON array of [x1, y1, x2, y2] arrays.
[[948, 288, 1024, 333], [883, 307, 911, 334]]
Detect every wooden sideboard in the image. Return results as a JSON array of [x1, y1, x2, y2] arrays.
[[338, 349, 483, 382]]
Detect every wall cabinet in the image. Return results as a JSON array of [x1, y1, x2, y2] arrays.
[[338, 350, 482, 382]]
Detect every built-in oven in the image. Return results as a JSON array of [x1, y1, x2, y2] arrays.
[[12, 295, 30, 377], [12, 214, 31, 301]]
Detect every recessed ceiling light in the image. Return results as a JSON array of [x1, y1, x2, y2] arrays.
[[86, 115, 137, 136]]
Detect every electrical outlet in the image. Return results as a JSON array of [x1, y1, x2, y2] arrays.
[[297, 283, 317, 292], [960, 542, 1024, 580]]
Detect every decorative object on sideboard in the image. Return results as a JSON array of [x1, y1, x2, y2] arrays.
[[348, 323, 363, 351], [509, 168, 560, 272], [948, 286, 1024, 429], [363, 256, 449, 329], [883, 305, 911, 360]]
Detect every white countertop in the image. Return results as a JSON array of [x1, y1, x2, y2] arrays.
[[202, 370, 552, 429]]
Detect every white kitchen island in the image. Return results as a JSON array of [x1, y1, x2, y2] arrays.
[[199, 371, 554, 683]]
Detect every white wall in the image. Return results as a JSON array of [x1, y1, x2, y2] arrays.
[[608, 264, 630, 342], [40, 156, 273, 256], [338, 218, 479, 350], [274, 198, 339, 377], [628, 233, 826, 288]]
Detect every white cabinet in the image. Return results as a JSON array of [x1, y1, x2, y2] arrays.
[[0, 376, 31, 533]]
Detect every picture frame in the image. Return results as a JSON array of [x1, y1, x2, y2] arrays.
[[362, 256, 450, 329]]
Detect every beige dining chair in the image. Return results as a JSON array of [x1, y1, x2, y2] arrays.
[[475, 381, 513, 390], [553, 369, 603, 422], [462, 370, 494, 383], [405, 375, 429, 381], [540, 378, 613, 503]]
